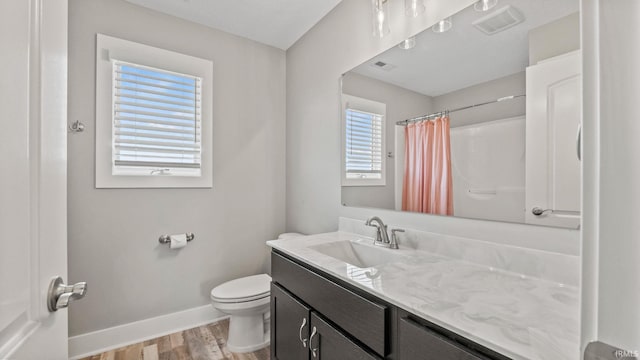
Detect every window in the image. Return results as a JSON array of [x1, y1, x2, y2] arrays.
[[96, 34, 213, 188], [345, 109, 383, 179], [342, 95, 386, 186], [113, 62, 202, 176]]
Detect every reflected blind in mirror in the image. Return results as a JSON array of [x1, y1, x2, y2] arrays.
[[345, 108, 383, 179], [113, 61, 202, 174]]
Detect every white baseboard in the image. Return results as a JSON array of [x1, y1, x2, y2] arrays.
[[68, 305, 227, 359]]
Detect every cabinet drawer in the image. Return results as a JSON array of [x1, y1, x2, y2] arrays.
[[399, 317, 489, 360], [272, 252, 388, 356]]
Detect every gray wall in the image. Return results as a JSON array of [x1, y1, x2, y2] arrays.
[[432, 72, 526, 128], [529, 12, 580, 65], [341, 72, 433, 210], [68, 0, 286, 336]]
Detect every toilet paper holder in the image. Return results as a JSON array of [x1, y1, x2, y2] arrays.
[[159, 233, 195, 244]]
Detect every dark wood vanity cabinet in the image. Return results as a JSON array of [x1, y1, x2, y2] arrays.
[[271, 283, 382, 360], [271, 250, 510, 360]]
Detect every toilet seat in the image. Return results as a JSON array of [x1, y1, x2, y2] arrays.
[[211, 274, 271, 303]]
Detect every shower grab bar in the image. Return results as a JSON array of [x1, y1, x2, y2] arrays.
[[468, 188, 497, 195], [158, 233, 195, 244]]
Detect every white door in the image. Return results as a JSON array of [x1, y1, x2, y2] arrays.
[[525, 51, 582, 228], [0, 0, 75, 359], [582, 0, 640, 355]]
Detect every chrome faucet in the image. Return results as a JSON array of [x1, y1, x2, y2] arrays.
[[365, 216, 390, 246]]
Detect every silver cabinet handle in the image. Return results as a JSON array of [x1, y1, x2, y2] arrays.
[[47, 276, 87, 312], [309, 326, 318, 358], [576, 123, 582, 161], [298, 317, 308, 348]]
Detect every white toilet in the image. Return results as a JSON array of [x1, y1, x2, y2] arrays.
[[210, 232, 304, 352], [211, 273, 272, 353]]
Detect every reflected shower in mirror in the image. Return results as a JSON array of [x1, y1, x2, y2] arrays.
[[340, 0, 581, 228]]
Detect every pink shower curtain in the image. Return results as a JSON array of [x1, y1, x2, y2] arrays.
[[402, 116, 453, 215]]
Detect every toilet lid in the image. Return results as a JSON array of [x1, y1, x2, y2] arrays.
[[211, 274, 271, 303]]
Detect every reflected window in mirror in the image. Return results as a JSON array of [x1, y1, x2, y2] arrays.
[[342, 95, 386, 187]]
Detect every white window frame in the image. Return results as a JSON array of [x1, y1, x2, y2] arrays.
[[95, 34, 213, 188], [341, 94, 386, 187]]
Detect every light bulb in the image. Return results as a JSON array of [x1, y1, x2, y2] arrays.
[[432, 17, 452, 33], [405, 0, 426, 18], [398, 37, 416, 50], [474, 0, 498, 12]]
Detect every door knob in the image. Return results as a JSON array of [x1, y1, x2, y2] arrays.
[[47, 276, 87, 312]]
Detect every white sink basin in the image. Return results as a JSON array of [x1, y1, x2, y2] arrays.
[[310, 240, 404, 268]]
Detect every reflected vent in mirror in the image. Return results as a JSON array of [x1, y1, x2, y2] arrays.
[[472, 5, 525, 35], [370, 60, 396, 72]]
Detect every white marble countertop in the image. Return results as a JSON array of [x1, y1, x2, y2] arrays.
[[267, 231, 580, 360]]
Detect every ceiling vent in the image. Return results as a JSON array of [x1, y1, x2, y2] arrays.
[[472, 5, 525, 35], [370, 60, 396, 71]]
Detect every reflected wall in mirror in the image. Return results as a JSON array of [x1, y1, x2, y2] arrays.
[[341, 0, 581, 229]]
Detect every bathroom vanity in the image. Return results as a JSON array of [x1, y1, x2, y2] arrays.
[[270, 251, 507, 360], [268, 228, 580, 360]]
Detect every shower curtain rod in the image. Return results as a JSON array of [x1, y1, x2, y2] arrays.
[[396, 94, 526, 126]]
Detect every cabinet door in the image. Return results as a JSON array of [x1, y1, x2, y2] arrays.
[[309, 313, 382, 360], [399, 318, 487, 360], [272, 283, 311, 360]]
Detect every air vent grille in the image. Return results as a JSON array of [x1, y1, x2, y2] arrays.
[[472, 5, 525, 35], [370, 60, 397, 72]]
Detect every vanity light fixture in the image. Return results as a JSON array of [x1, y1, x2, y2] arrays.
[[372, 0, 390, 38], [432, 17, 453, 33], [474, 0, 498, 12], [405, 0, 426, 18], [372, 0, 428, 39], [398, 36, 416, 50]]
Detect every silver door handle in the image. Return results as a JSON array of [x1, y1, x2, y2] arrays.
[[47, 276, 87, 312], [576, 123, 582, 161], [309, 326, 318, 358], [532, 207, 551, 216], [532, 207, 581, 216], [298, 317, 308, 347]]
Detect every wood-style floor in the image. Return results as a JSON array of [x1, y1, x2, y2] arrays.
[[80, 319, 270, 360]]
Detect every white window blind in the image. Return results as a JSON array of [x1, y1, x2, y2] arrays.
[[345, 108, 383, 180], [113, 61, 202, 174]]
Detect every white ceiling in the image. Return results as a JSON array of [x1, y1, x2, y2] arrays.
[[124, 0, 343, 50], [352, 0, 579, 97]]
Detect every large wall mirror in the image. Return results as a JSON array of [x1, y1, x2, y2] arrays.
[[341, 0, 581, 229]]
